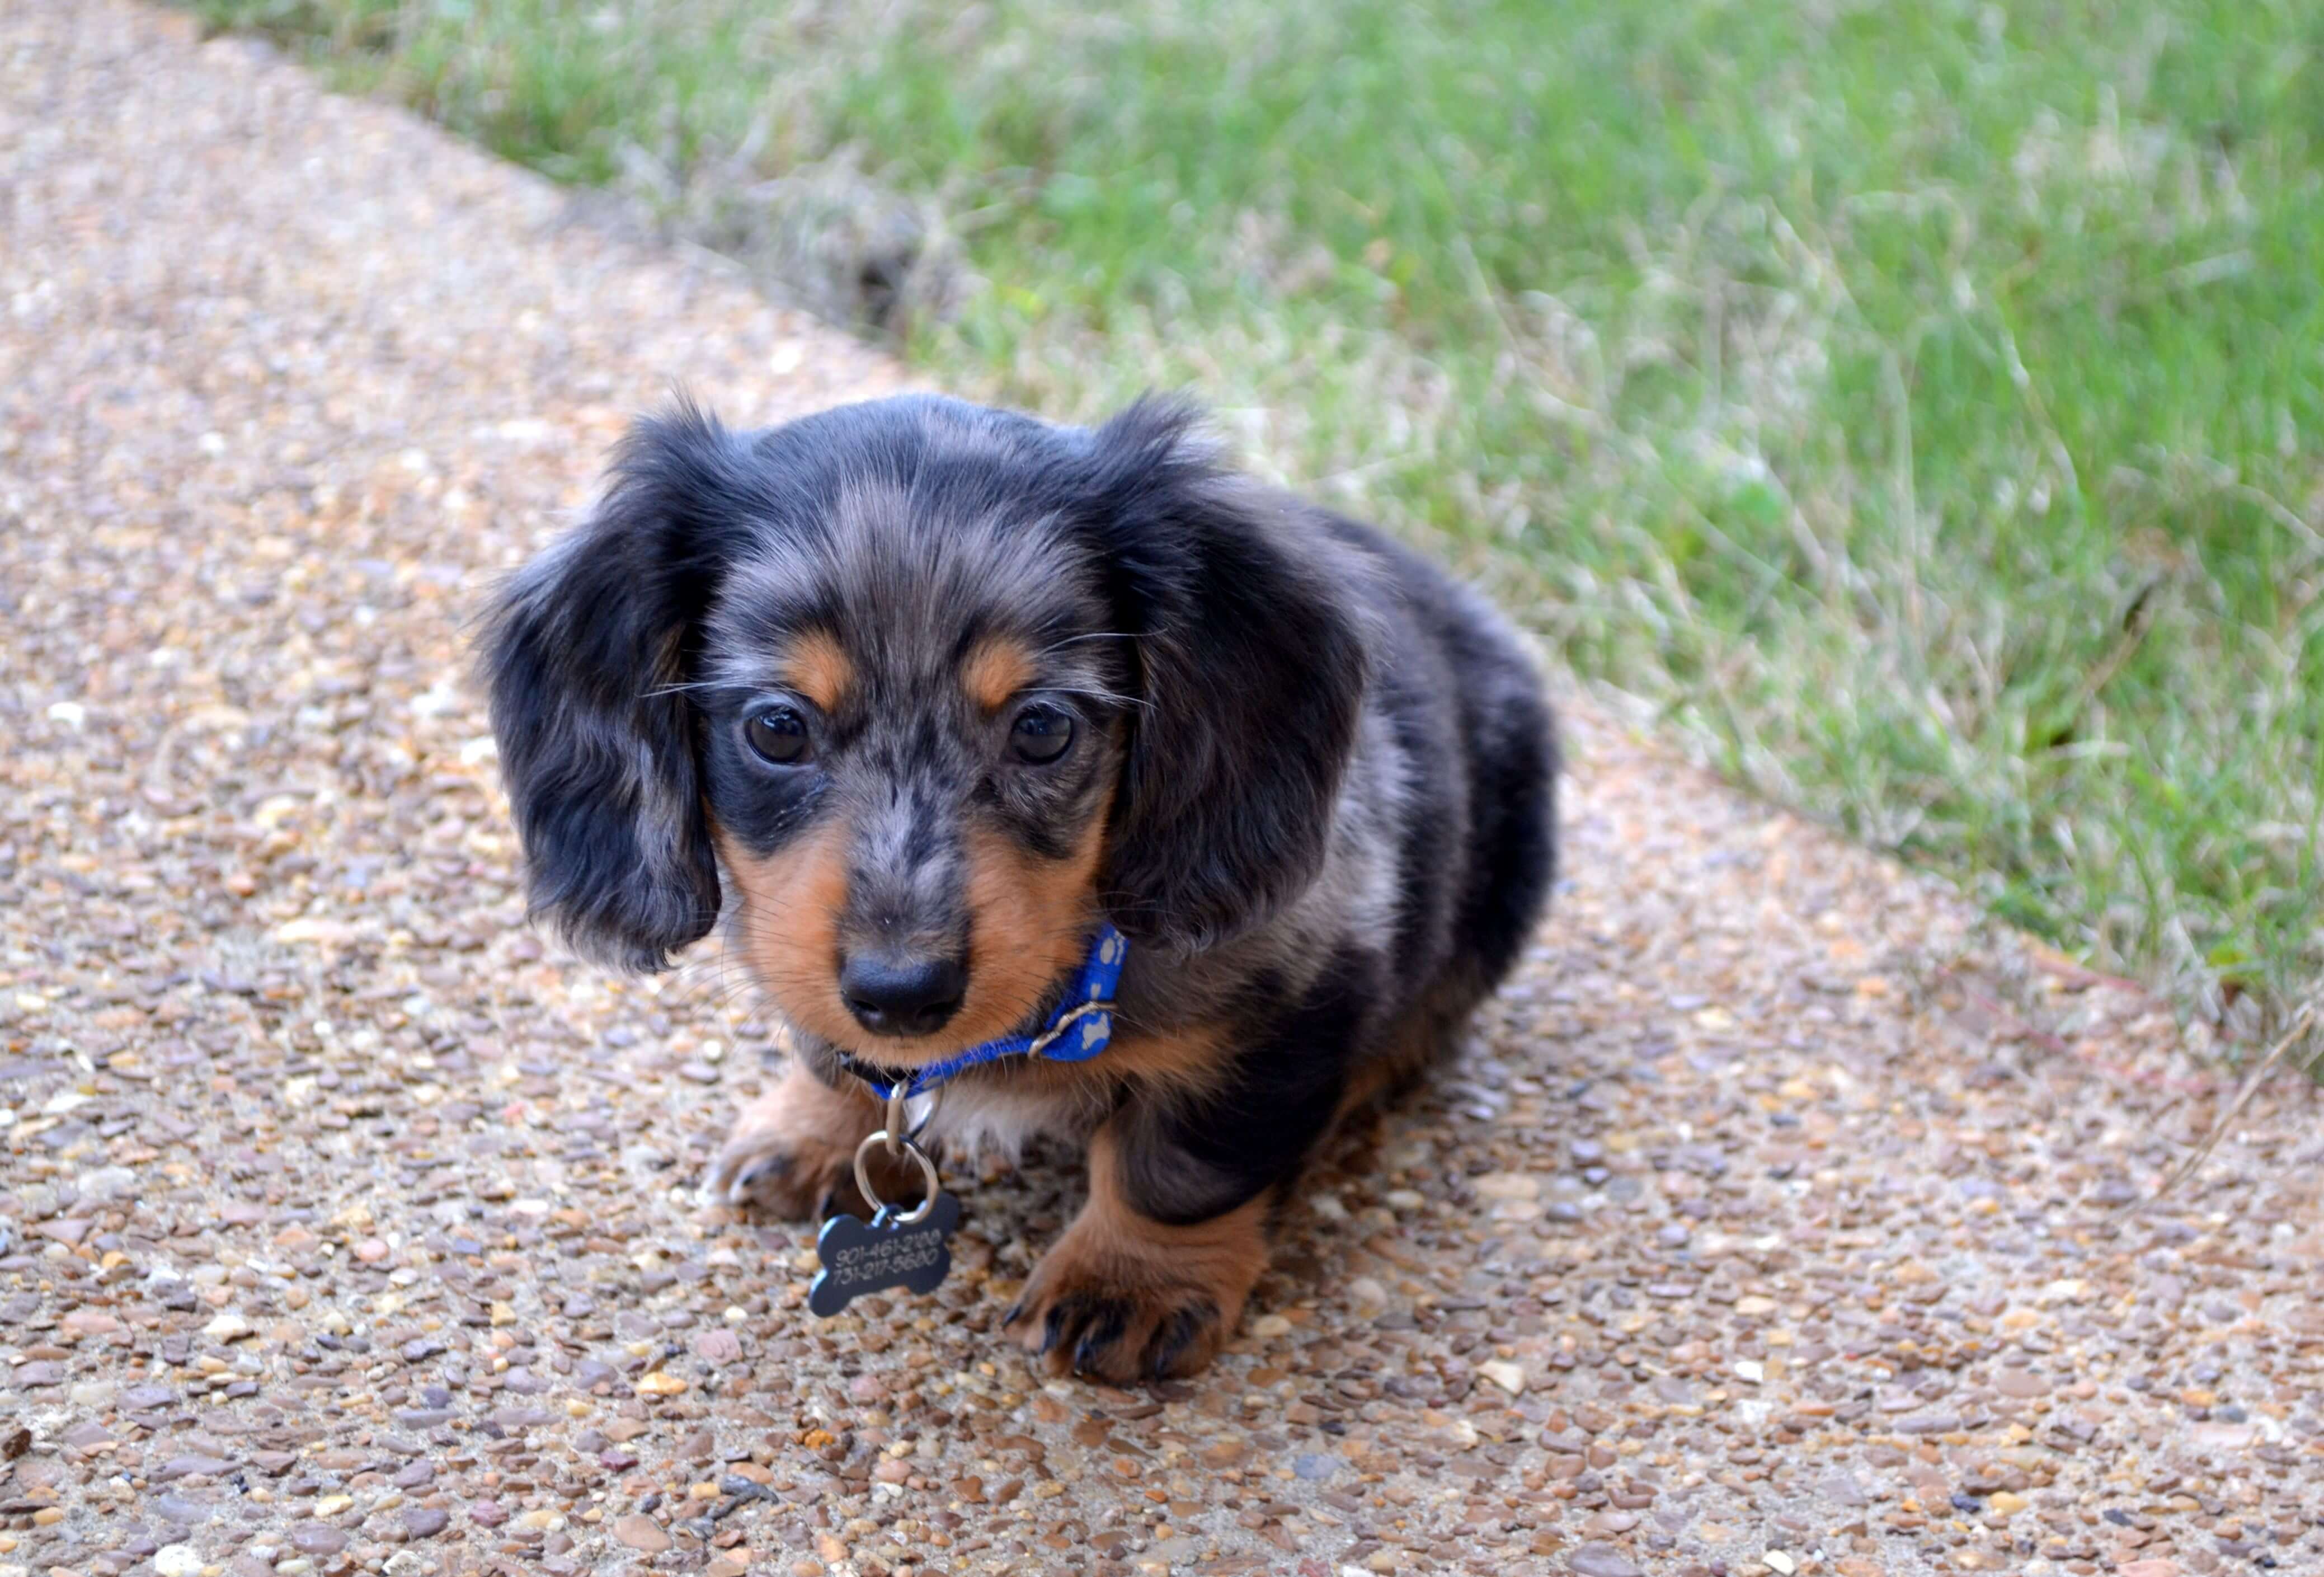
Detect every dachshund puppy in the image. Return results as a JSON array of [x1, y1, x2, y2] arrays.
[[483, 394, 1555, 1382]]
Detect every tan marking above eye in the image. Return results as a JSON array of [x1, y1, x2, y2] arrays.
[[961, 636, 1038, 714], [782, 628, 854, 713]]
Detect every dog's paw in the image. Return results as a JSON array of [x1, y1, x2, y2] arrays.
[[1001, 1200, 1265, 1383], [706, 1064, 912, 1220], [1004, 1274, 1227, 1384], [709, 1116, 850, 1219]]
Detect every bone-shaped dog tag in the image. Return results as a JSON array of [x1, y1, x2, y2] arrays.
[[808, 1191, 962, 1317]]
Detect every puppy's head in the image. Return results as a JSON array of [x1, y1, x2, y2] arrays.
[[483, 395, 1368, 1061]]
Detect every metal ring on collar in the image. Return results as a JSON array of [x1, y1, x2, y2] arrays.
[[853, 1130, 939, 1226], [882, 1084, 908, 1157]]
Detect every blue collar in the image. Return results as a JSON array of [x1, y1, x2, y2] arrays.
[[839, 924, 1128, 1101]]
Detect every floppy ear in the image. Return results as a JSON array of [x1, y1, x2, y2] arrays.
[[481, 406, 749, 971], [1083, 399, 1372, 950]]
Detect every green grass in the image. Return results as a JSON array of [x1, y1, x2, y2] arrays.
[[193, 0, 2324, 1036]]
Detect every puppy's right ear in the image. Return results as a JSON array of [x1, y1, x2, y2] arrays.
[[481, 406, 746, 971]]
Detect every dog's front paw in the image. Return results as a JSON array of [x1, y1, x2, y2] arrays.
[[1004, 1270, 1227, 1384], [708, 1062, 902, 1219], [1002, 1197, 1267, 1383], [709, 1120, 848, 1219]]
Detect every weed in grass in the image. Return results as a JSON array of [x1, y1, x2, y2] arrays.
[[187, 0, 2324, 1043]]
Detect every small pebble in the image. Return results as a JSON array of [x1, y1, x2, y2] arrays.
[[613, 1514, 672, 1552], [288, 1524, 349, 1556], [1569, 1544, 1643, 1577]]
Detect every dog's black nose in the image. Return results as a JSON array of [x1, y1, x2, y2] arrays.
[[840, 953, 967, 1038]]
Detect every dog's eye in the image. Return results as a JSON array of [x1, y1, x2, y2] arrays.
[[1009, 706, 1074, 765], [744, 707, 812, 766]]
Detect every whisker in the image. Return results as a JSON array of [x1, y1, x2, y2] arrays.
[[1046, 685, 1150, 713], [1034, 631, 1141, 655]]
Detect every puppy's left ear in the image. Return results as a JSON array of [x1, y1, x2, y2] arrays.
[[1084, 399, 1372, 950], [481, 405, 749, 971]]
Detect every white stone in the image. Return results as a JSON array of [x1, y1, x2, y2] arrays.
[[1478, 1359, 1527, 1396], [74, 1165, 139, 1201], [154, 1546, 203, 1577]]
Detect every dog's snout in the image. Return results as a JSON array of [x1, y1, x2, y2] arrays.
[[839, 952, 968, 1038]]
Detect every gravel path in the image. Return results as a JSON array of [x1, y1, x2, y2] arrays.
[[6, 5, 2323, 1577]]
